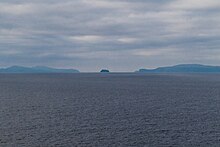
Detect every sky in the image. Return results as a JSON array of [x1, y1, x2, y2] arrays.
[[0, 0, 220, 72]]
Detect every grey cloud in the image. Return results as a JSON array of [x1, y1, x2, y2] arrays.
[[0, 0, 220, 71]]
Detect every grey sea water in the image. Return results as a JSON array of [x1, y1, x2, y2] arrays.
[[0, 73, 220, 147]]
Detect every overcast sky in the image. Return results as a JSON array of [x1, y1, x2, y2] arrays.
[[0, 0, 220, 72]]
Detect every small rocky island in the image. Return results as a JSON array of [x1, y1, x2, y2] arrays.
[[100, 69, 110, 73]]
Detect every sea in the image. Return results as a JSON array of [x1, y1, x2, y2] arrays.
[[0, 73, 220, 147]]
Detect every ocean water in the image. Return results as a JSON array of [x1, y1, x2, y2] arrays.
[[0, 73, 220, 147]]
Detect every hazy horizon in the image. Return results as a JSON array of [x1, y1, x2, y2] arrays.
[[1, 63, 220, 73], [1, 0, 220, 72]]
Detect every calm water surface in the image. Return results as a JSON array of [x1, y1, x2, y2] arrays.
[[0, 73, 220, 147]]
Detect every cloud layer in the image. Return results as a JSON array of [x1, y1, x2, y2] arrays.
[[1, 0, 220, 71]]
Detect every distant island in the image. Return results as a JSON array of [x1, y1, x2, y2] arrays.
[[0, 66, 80, 73], [138, 64, 220, 73], [100, 69, 110, 73]]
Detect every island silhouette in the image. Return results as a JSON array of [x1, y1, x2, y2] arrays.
[[100, 69, 110, 73], [138, 64, 220, 73], [0, 66, 79, 73]]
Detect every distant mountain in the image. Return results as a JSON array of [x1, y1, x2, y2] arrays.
[[138, 64, 220, 73], [0, 66, 80, 73]]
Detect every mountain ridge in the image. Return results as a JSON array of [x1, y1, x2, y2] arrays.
[[138, 64, 220, 73], [0, 66, 80, 73]]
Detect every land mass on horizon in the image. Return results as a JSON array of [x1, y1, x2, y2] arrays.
[[0, 66, 79, 73], [100, 69, 110, 73], [138, 64, 220, 73], [1, 64, 220, 73]]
